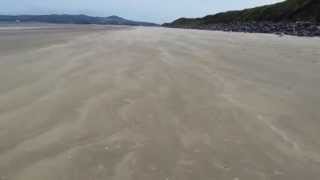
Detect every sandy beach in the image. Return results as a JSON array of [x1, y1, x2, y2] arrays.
[[0, 24, 320, 180]]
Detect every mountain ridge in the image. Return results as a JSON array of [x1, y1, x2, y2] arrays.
[[164, 0, 320, 27], [0, 14, 158, 26]]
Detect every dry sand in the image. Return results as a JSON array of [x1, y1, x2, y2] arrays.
[[0, 24, 320, 180]]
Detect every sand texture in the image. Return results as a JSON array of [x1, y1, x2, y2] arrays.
[[0, 24, 320, 180]]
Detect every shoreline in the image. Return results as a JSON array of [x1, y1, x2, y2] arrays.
[[164, 21, 320, 37]]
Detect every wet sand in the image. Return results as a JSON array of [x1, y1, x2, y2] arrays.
[[0, 24, 320, 180]]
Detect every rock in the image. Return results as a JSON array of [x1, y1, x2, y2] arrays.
[[196, 21, 320, 37]]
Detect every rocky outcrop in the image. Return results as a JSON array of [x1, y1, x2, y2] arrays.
[[200, 22, 320, 37]]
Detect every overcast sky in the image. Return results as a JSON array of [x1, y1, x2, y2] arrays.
[[1, 0, 282, 23]]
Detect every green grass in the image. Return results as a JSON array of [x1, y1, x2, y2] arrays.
[[165, 0, 320, 27]]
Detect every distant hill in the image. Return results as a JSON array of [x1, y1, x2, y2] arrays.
[[164, 0, 320, 28], [0, 14, 158, 26]]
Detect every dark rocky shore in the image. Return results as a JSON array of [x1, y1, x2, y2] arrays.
[[200, 22, 320, 37], [166, 22, 320, 37]]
